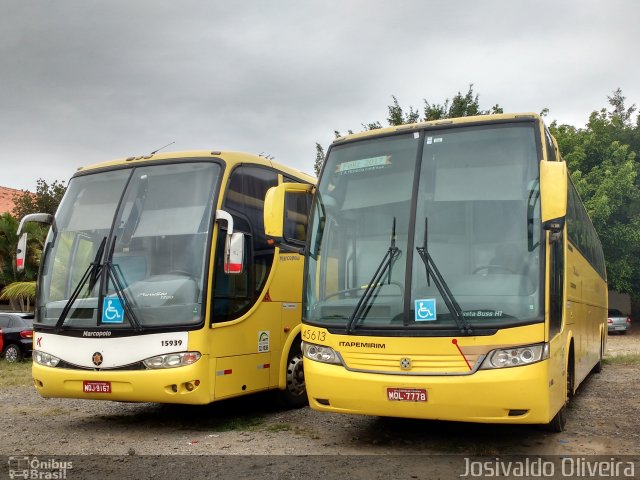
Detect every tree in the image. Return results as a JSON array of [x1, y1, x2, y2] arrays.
[[551, 89, 640, 320], [0, 281, 36, 311], [314, 143, 325, 177], [12, 178, 66, 219]]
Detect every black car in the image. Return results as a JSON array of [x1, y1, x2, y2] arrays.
[[0, 312, 34, 362]]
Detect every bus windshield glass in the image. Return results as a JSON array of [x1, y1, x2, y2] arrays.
[[37, 161, 221, 329], [305, 123, 542, 332]]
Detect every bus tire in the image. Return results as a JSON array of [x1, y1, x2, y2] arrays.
[[545, 346, 574, 432], [546, 404, 567, 432], [277, 343, 308, 409], [592, 335, 604, 374]]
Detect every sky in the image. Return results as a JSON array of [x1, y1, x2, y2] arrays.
[[1, 0, 639, 191]]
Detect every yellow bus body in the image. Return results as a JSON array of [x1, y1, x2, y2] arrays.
[[292, 114, 607, 427], [32, 150, 314, 405]]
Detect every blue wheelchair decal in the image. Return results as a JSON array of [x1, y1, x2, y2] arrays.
[[102, 297, 125, 324], [415, 298, 436, 322]]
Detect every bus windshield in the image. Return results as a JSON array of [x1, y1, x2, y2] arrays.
[[37, 161, 221, 329], [305, 123, 543, 332]]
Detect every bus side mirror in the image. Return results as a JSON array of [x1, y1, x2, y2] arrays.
[[540, 160, 567, 235], [16, 233, 27, 273], [215, 210, 245, 275], [264, 183, 314, 254], [224, 232, 245, 274]]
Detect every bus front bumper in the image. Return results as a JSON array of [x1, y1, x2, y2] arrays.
[[304, 359, 552, 424], [32, 358, 212, 404]]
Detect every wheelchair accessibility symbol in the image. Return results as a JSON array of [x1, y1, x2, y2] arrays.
[[415, 298, 436, 321], [102, 297, 125, 324]]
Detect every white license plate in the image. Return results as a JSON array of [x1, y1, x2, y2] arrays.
[[83, 381, 111, 393], [387, 387, 427, 402]]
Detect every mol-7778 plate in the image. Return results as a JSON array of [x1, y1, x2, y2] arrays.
[[386, 387, 427, 402]]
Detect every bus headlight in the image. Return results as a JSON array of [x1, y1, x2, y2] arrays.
[[143, 352, 201, 369], [480, 343, 549, 369], [34, 351, 61, 367], [302, 342, 343, 365]]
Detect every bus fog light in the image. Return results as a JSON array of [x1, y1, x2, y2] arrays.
[[481, 343, 549, 369], [34, 351, 61, 367], [302, 342, 343, 365], [143, 352, 201, 369]]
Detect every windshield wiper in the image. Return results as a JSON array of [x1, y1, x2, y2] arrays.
[[56, 236, 107, 331], [101, 237, 144, 332], [416, 217, 472, 335], [55, 236, 144, 332], [345, 218, 400, 334]]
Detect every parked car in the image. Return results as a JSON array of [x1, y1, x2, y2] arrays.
[[607, 308, 631, 335], [0, 312, 34, 362]]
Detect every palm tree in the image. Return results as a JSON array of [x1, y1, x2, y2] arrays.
[[0, 281, 36, 311]]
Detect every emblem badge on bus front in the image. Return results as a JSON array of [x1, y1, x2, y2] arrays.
[[92, 352, 103, 367], [400, 357, 412, 370]]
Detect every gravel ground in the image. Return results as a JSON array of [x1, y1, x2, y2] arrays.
[[1, 330, 638, 461]]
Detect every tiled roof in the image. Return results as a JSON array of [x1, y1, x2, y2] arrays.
[[0, 186, 25, 215]]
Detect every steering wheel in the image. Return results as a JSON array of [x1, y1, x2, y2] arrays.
[[472, 265, 517, 275]]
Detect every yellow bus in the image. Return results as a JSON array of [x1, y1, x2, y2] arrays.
[[18, 150, 314, 407], [265, 113, 607, 431]]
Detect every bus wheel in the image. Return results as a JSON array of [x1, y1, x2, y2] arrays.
[[593, 336, 604, 374], [546, 405, 567, 432], [278, 346, 308, 409], [545, 349, 574, 432]]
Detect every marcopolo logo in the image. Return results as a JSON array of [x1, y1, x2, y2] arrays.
[[8, 456, 73, 479]]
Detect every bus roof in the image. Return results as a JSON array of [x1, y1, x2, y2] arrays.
[[332, 112, 543, 145], [74, 150, 316, 184]]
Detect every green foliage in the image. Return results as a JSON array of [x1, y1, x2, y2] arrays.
[[314, 143, 325, 177], [0, 281, 36, 311], [423, 84, 502, 121], [12, 178, 66, 219], [0, 213, 41, 285], [551, 90, 640, 303]]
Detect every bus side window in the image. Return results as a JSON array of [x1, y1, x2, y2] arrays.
[[212, 166, 278, 322]]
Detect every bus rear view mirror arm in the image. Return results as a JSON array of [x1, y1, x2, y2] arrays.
[[16, 213, 56, 273], [17, 212, 55, 236]]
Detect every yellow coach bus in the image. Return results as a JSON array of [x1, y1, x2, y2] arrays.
[[265, 113, 607, 431], [17, 150, 314, 407]]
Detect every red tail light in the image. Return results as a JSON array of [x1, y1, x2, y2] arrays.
[[20, 330, 33, 339], [627, 316, 632, 324], [607, 318, 613, 324]]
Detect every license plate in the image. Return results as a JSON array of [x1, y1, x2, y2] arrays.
[[387, 387, 427, 402], [83, 381, 111, 393], [615, 326, 626, 330]]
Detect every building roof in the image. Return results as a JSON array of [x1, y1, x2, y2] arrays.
[[0, 186, 24, 215]]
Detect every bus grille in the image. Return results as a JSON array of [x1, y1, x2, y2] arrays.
[[339, 351, 480, 374]]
